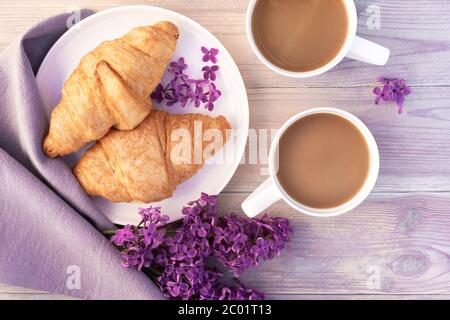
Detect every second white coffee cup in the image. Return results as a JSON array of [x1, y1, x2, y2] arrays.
[[241, 108, 380, 218]]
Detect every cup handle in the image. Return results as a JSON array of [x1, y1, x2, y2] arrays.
[[346, 36, 390, 66], [241, 177, 283, 218]]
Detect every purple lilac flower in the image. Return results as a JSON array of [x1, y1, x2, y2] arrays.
[[111, 224, 135, 246], [150, 47, 222, 111], [205, 83, 222, 111], [373, 77, 412, 114], [215, 283, 265, 300], [201, 46, 219, 63], [150, 84, 164, 104], [168, 57, 188, 74], [188, 84, 205, 108], [183, 193, 217, 228], [158, 266, 221, 300], [202, 65, 219, 81], [213, 214, 293, 276], [138, 207, 169, 226], [111, 206, 168, 271]]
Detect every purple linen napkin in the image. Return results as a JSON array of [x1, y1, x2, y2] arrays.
[[0, 11, 163, 300]]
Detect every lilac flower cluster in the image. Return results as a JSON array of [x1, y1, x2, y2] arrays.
[[110, 193, 293, 300], [151, 47, 222, 111], [213, 214, 293, 276], [111, 207, 169, 270], [373, 77, 412, 114]]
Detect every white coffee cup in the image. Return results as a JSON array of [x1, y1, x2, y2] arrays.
[[246, 0, 390, 78], [241, 108, 380, 218]]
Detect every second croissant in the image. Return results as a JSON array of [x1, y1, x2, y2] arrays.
[[73, 111, 231, 203]]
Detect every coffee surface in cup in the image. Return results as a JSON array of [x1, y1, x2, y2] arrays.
[[277, 113, 370, 209], [252, 0, 349, 72]]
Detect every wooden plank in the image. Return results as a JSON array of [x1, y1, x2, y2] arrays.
[[224, 86, 450, 193], [0, 284, 74, 300], [1, 0, 450, 87], [0, 293, 72, 300], [1, 286, 449, 300], [226, 35, 450, 89], [1, 291, 449, 301], [216, 192, 450, 295]]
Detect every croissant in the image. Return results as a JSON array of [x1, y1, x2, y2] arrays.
[[73, 111, 231, 203], [43, 21, 179, 157]]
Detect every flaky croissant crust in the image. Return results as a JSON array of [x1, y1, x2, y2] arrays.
[[43, 21, 179, 157], [73, 111, 231, 203]]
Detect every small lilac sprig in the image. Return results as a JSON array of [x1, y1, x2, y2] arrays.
[[214, 283, 265, 300], [373, 77, 412, 114], [198, 278, 265, 300], [212, 214, 293, 276], [111, 207, 169, 271], [151, 47, 222, 111]]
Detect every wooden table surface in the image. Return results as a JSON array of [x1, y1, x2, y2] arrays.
[[1, 0, 450, 300]]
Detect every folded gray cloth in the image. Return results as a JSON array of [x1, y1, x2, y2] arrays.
[[0, 11, 163, 300]]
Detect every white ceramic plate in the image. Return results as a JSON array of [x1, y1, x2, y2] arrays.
[[36, 5, 249, 225]]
